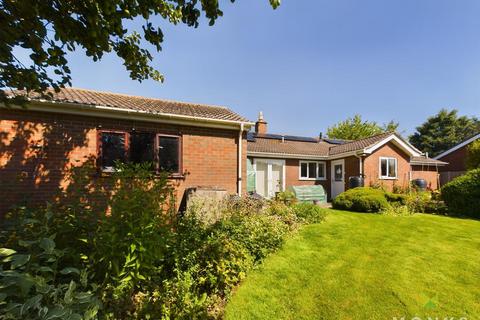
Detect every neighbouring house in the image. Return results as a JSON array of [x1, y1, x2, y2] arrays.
[[247, 113, 447, 199], [434, 132, 480, 185], [0, 88, 253, 216]]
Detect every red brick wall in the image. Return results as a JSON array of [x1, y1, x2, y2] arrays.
[[0, 108, 246, 216], [343, 156, 360, 191], [363, 142, 411, 191], [437, 145, 468, 172], [285, 159, 330, 196], [411, 165, 439, 190]]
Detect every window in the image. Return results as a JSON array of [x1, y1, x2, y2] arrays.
[[130, 132, 155, 164], [100, 132, 127, 172], [379, 157, 397, 179], [98, 131, 181, 174], [158, 135, 180, 173], [334, 164, 343, 181], [299, 161, 326, 180]]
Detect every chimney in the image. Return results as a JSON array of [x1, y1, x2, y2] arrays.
[[255, 111, 267, 135]]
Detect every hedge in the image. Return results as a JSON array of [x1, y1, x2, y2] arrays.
[[442, 169, 480, 219], [332, 187, 390, 213]]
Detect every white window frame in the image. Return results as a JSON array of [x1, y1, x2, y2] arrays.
[[379, 157, 398, 179], [299, 161, 326, 181]]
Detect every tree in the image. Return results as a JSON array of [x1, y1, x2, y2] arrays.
[[326, 114, 399, 140], [466, 140, 480, 170], [0, 0, 280, 102], [409, 109, 480, 157]]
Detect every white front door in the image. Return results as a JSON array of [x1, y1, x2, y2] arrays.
[[254, 159, 285, 198], [331, 159, 345, 198]]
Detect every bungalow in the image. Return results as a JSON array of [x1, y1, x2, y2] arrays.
[[247, 113, 447, 198], [0, 88, 447, 216], [0, 88, 252, 216], [434, 132, 480, 185]]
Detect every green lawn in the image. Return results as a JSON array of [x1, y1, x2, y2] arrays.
[[225, 210, 480, 320]]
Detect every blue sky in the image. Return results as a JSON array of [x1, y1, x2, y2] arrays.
[[64, 0, 480, 137]]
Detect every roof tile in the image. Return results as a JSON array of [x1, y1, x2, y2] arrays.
[[9, 87, 250, 123]]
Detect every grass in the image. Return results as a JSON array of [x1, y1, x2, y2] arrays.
[[225, 210, 480, 320]]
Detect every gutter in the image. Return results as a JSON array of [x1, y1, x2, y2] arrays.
[[4, 99, 254, 131]]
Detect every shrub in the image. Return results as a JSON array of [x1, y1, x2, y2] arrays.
[[0, 163, 312, 319], [384, 192, 407, 205], [275, 190, 297, 205], [381, 203, 413, 216], [404, 192, 432, 213], [442, 169, 480, 218], [332, 187, 390, 213], [466, 140, 480, 170], [292, 202, 328, 223], [0, 211, 100, 320]]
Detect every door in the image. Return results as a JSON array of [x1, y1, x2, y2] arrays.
[[254, 159, 285, 198], [331, 159, 345, 198]]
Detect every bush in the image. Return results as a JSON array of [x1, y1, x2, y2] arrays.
[[275, 190, 297, 205], [1, 163, 322, 319], [384, 192, 407, 205], [292, 202, 328, 223], [404, 191, 432, 213], [381, 203, 413, 216], [442, 169, 480, 218], [0, 210, 100, 320], [332, 187, 390, 213]]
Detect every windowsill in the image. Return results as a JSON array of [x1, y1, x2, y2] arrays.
[[168, 173, 185, 179], [98, 170, 185, 179], [299, 178, 327, 181], [379, 177, 398, 180]]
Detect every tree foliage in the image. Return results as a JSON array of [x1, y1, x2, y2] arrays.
[[409, 109, 480, 157], [0, 0, 280, 102], [326, 114, 399, 140], [466, 139, 480, 170]]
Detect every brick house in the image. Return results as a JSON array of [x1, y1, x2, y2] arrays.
[[247, 113, 447, 198], [1, 88, 448, 215], [0, 88, 253, 216], [433, 133, 480, 185]]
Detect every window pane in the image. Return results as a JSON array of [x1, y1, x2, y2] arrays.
[[318, 163, 325, 178], [308, 162, 317, 178], [101, 132, 125, 169], [380, 159, 388, 177], [300, 162, 308, 178], [388, 159, 397, 177], [334, 164, 343, 181], [159, 136, 179, 173], [130, 133, 154, 165]]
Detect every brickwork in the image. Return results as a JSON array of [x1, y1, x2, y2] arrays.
[[285, 159, 330, 196], [363, 142, 412, 191], [437, 145, 468, 172], [0, 108, 246, 216]]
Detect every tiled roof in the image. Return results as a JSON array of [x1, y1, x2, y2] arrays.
[[410, 156, 447, 166], [328, 131, 394, 155], [247, 131, 433, 161], [247, 134, 332, 157], [8, 87, 250, 123]]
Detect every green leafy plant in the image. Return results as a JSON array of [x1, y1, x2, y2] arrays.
[[441, 169, 480, 218], [292, 202, 328, 223], [332, 187, 390, 213], [275, 191, 297, 205], [466, 139, 480, 169], [0, 215, 100, 320], [381, 203, 413, 216], [88, 162, 176, 317]]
